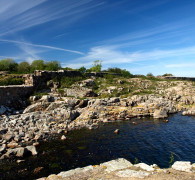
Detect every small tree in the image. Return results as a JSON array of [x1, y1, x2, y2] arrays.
[[31, 60, 45, 72], [45, 61, 61, 71], [0, 58, 18, 72], [162, 73, 173, 77], [89, 60, 102, 72], [107, 67, 122, 74], [146, 72, 154, 77], [121, 69, 133, 78], [17, 61, 30, 73], [78, 66, 86, 73]]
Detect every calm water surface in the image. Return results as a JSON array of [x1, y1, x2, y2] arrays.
[[0, 112, 195, 179]]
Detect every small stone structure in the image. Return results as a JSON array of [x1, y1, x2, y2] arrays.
[[0, 70, 83, 108], [24, 70, 82, 89]]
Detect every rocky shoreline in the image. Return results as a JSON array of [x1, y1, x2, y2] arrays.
[[0, 77, 195, 180], [0, 77, 195, 160], [0, 94, 182, 159], [38, 158, 195, 180]]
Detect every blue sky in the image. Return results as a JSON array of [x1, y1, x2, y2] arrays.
[[0, 0, 195, 76]]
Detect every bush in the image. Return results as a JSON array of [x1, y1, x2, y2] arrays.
[[30, 60, 45, 72], [17, 62, 30, 73], [45, 61, 61, 71], [0, 77, 24, 86], [60, 76, 85, 88], [0, 59, 18, 72], [89, 60, 102, 72], [78, 66, 86, 73], [121, 69, 133, 78], [163, 73, 173, 77], [105, 67, 133, 78], [146, 72, 154, 77], [106, 67, 123, 74]]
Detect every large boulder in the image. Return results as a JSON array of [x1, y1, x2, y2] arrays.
[[0, 147, 34, 159], [64, 87, 97, 98], [78, 79, 95, 87], [26, 145, 37, 155], [100, 158, 133, 173], [23, 102, 51, 113], [135, 163, 154, 171], [153, 109, 168, 119], [116, 169, 150, 178], [172, 161, 192, 172]]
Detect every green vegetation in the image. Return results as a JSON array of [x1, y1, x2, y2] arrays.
[[0, 77, 24, 86], [105, 67, 133, 78], [17, 62, 31, 73], [169, 152, 174, 167], [134, 157, 139, 164], [0, 59, 61, 74], [59, 76, 86, 88], [87, 60, 102, 72], [163, 73, 173, 76], [32, 91, 49, 97], [146, 72, 154, 77], [0, 58, 18, 72], [78, 66, 87, 73]]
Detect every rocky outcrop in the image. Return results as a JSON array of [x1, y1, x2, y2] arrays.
[[64, 87, 97, 98], [38, 158, 195, 180], [182, 108, 195, 116], [0, 94, 181, 159], [0, 145, 37, 159]]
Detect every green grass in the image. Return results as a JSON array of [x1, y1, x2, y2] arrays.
[[32, 91, 48, 97], [60, 76, 86, 88]]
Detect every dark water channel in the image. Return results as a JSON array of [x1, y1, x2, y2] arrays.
[[0, 113, 195, 180]]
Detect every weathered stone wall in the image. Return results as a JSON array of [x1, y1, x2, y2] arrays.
[[0, 70, 84, 108], [0, 85, 34, 108], [25, 70, 83, 89], [165, 76, 195, 81], [24, 70, 120, 90]]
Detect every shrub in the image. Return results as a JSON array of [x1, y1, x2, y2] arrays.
[[105, 67, 133, 78], [121, 69, 133, 78], [78, 66, 87, 73], [89, 60, 102, 72], [146, 72, 154, 77], [163, 73, 173, 77], [17, 62, 30, 73], [0, 59, 18, 72], [30, 60, 45, 72], [0, 77, 24, 86], [60, 76, 85, 88], [45, 61, 61, 71]]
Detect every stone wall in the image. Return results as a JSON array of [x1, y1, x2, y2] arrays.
[[0, 85, 34, 108], [165, 76, 195, 81], [24, 70, 120, 90], [0, 70, 84, 108], [25, 70, 83, 89]]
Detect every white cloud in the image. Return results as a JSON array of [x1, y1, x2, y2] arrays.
[[165, 63, 195, 68], [64, 45, 195, 69], [0, 0, 104, 36], [0, 39, 84, 55]]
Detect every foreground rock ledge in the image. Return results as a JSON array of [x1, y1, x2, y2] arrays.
[[38, 158, 195, 180]]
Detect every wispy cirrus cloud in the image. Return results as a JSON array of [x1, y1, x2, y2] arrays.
[[101, 18, 195, 48], [0, 0, 104, 36], [0, 39, 84, 55], [64, 45, 195, 69]]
